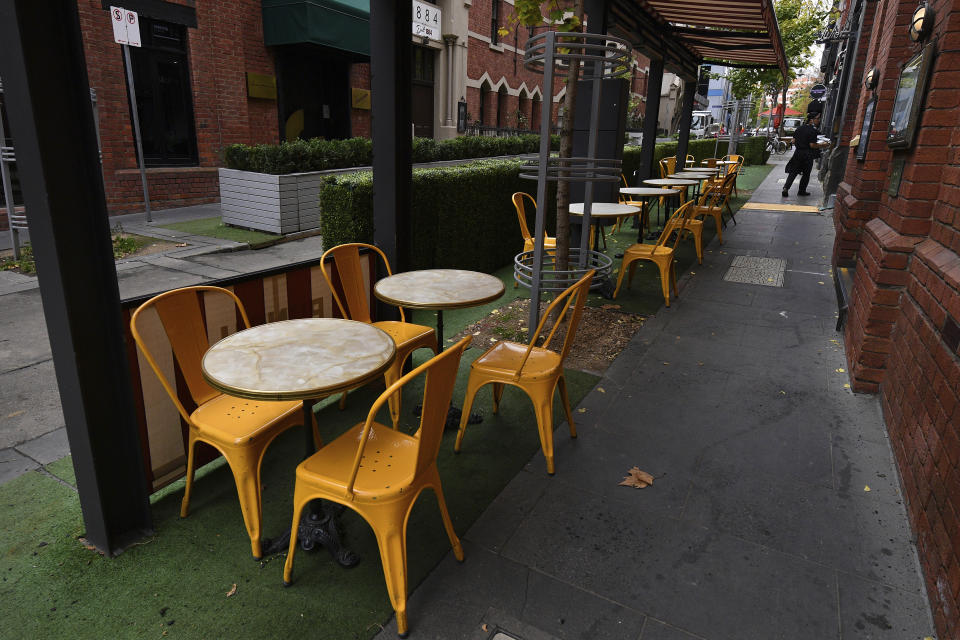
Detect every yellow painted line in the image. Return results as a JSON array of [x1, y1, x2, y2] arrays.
[[740, 202, 819, 212]]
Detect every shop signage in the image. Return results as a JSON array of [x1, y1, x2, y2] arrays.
[[412, 1, 442, 41], [810, 83, 826, 99]]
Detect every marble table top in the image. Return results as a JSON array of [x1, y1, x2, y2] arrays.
[[374, 269, 505, 310], [619, 187, 678, 196], [704, 160, 738, 165], [672, 172, 712, 179], [569, 202, 640, 217], [687, 167, 720, 174], [643, 178, 699, 186], [201, 318, 396, 401]]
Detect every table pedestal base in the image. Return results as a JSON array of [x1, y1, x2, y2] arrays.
[[265, 501, 359, 568]]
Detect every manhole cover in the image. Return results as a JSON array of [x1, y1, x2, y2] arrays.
[[723, 255, 786, 287], [491, 633, 522, 640]]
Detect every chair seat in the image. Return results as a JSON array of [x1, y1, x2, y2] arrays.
[[473, 340, 563, 381], [299, 420, 417, 501], [192, 395, 302, 445], [523, 237, 557, 252], [623, 243, 674, 258], [372, 320, 435, 349]]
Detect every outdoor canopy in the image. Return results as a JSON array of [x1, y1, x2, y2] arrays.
[[607, 0, 789, 80]]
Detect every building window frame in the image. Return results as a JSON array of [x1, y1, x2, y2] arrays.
[[126, 17, 199, 167], [491, 1, 500, 45]]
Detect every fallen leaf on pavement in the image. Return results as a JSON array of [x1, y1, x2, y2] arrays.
[[601, 304, 621, 310], [864, 485, 871, 492], [836, 368, 845, 373], [619, 467, 654, 489], [597, 387, 605, 393], [577, 408, 586, 413], [5, 410, 25, 419], [175, 243, 188, 247], [226, 583, 237, 597]]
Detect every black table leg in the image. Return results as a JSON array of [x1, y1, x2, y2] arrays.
[[436, 309, 444, 352], [262, 398, 360, 567]]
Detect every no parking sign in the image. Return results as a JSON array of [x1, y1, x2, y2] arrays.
[[110, 6, 141, 47]]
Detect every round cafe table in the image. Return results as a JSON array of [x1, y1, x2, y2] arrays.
[[569, 202, 641, 248], [202, 317, 396, 565], [619, 188, 678, 241], [643, 178, 699, 236], [374, 269, 505, 351]]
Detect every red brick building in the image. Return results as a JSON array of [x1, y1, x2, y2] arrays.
[[829, 0, 960, 635], [64, 0, 373, 216]]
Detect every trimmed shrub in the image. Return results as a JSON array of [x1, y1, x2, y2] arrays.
[[319, 160, 558, 273], [621, 136, 767, 181], [224, 135, 560, 175]]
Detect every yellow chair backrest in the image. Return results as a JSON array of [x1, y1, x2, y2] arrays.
[[345, 336, 472, 492], [320, 243, 404, 324], [512, 192, 537, 243], [652, 201, 695, 252], [130, 286, 250, 421], [517, 270, 594, 373], [664, 156, 676, 174]]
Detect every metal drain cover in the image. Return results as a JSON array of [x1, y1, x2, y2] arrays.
[[723, 255, 786, 287], [491, 633, 522, 640]]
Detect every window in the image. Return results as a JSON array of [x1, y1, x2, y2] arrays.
[[491, 1, 500, 44], [127, 18, 198, 166]]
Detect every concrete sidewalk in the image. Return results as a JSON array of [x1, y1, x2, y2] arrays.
[[0, 201, 324, 480], [372, 158, 935, 639]]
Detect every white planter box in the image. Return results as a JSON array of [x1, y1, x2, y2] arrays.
[[218, 168, 329, 234]]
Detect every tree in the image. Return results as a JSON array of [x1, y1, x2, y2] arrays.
[[726, 0, 828, 132], [508, 0, 583, 271]]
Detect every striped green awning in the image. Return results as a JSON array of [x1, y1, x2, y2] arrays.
[[262, 0, 370, 56]]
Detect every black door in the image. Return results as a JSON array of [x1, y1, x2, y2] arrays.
[[277, 46, 352, 141], [412, 46, 434, 138]]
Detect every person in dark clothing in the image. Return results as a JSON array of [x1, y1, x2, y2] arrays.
[[782, 112, 823, 197]]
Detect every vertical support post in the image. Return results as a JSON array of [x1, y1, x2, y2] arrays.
[[726, 100, 740, 156], [675, 79, 697, 165], [528, 31, 556, 335], [122, 45, 150, 222], [578, 69, 604, 267], [371, 1, 412, 323], [0, 91, 20, 258], [0, 0, 152, 554], [779, 85, 788, 136], [637, 57, 663, 181]]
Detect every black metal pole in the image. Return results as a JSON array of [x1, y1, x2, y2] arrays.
[[0, 0, 152, 554], [675, 78, 697, 165], [371, 1, 412, 272], [637, 58, 664, 182]]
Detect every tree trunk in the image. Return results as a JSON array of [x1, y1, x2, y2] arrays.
[[555, 3, 584, 272]]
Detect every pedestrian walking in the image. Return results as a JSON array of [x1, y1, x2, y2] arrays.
[[782, 112, 823, 197]]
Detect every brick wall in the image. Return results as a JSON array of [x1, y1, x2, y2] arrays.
[[350, 64, 372, 138], [76, 0, 278, 215], [832, 0, 960, 636]]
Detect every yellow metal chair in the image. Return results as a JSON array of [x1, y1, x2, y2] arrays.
[[722, 154, 744, 196], [685, 153, 696, 168], [513, 192, 556, 254], [663, 185, 721, 265], [455, 271, 594, 475], [130, 286, 320, 559], [688, 172, 735, 244], [614, 201, 695, 306], [320, 243, 438, 428], [282, 337, 472, 638]]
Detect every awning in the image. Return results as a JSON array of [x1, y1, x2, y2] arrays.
[[608, 0, 788, 80], [262, 0, 370, 57]]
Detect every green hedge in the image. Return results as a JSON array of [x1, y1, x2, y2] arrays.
[[319, 160, 558, 272], [319, 137, 769, 272], [621, 136, 768, 181], [223, 135, 561, 175]]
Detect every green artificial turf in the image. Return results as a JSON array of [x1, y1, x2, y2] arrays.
[[0, 348, 596, 640], [157, 217, 281, 245]]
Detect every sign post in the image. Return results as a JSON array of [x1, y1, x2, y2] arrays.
[[111, 7, 150, 221]]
